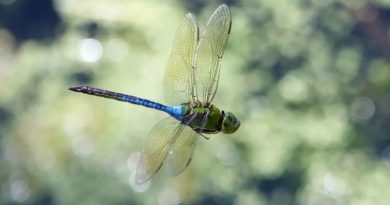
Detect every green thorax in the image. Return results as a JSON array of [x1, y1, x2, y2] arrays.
[[181, 103, 223, 134]]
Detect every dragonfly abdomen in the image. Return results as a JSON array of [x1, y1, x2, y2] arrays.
[[69, 86, 185, 120], [123, 96, 185, 120]]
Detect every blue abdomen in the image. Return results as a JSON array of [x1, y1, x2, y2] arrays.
[[69, 86, 186, 121], [121, 96, 185, 120]]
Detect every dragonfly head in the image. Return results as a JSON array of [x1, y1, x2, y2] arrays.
[[221, 111, 240, 134]]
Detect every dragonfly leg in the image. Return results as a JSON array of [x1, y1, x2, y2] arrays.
[[198, 111, 210, 133], [199, 133, 210, 140], [181, 112, 209, 140], [182, 111, 198, 126]]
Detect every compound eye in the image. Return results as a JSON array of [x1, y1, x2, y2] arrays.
[[222, 112, 240, 134]]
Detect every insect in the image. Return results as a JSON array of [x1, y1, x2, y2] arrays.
[[69, 4, 239, 184]]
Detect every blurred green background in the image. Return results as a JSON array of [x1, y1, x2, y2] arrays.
[[1, 0, 390, 204]]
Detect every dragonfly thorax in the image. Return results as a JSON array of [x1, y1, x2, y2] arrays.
[[180, 103, 239, 134]]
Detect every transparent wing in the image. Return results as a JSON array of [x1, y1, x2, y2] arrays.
[[166, 125, 200, 176], [135, 117, 181, 184], [163, 13, 199, 105], [195, 4, 231, 104]]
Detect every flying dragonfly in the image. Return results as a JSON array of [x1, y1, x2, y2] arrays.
[[69, 4, 240, 184]]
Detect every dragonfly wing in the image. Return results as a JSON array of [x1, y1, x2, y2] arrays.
[[164, 13, 199, 105], [135, 117, 181, 184], [195, 4, 231, 104], [166, 125, 200, 176]]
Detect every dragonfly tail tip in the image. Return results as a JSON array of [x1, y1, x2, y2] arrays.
[[69, 86, 83, 92]]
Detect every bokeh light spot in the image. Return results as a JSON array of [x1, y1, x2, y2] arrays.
[[350, 96, 375, 121], [10, 180, 30, 203], [279, 74, 308, 103], [323, 173, 346, 196], [71, 136, 94, 158], [79, 38, 103, 62], [158, 187, 181, 205], [128, 174, 151, 193]]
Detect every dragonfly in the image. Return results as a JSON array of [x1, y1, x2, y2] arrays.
[[69, 4, 240, 184]]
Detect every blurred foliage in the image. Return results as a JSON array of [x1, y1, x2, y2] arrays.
[[1, 0, 390, 205]]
